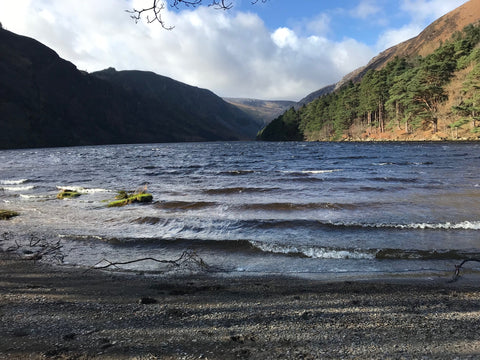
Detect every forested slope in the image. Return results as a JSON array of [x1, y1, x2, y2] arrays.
[[258, 24, 480, 142]]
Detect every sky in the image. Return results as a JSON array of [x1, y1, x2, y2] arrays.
[[0, 0, 470, 101]]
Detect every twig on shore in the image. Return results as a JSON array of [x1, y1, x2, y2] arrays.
[[86, 250, 210, 273], [1, 232, 64, 263], [450, 258, 480, 282]]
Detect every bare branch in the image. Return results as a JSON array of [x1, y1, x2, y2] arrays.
[[86, 250, 210, 273], [126, 0, 174, 30], [172, 0, 203, 8], [2, 233, 64, 263], [128, 0, 268, 27], [209, 0, 233, 10], [450, 258, 480, 282]]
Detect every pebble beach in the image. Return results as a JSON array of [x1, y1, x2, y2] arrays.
[[1, 254, 480, 359]]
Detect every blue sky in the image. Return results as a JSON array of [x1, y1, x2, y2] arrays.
[[0, 0, 470, 100]]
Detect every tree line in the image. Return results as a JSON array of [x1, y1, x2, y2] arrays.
[[258, 24, 480, 141]]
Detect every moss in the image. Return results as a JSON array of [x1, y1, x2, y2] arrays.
[[57, 189, 82, 199], [107, 192, 153, 208], [0, 209, 19, 220]]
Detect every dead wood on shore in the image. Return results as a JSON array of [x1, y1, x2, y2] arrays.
[[86, 250, 210, 273]]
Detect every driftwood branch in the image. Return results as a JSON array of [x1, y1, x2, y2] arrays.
[[86, 250, 210, 273], [2, 232, 64, 263], [450, 258, 480, 282]]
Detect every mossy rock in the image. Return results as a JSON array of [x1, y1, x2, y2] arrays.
[[57, 189, 82, 199], [0, 209, 19, 220], [107, 193, 153, 207]]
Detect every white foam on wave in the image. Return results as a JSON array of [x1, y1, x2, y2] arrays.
[[0, 179, 29, 185], [56, 186, 112, 194], [373, 163, 392, 166], [2, 185, 35, 191], [340, 220, 480, 230], [397, 221, 480, 230], [251, 241, 374, 260], [19, 194, 51, 200], [301, 169, 342, 174]]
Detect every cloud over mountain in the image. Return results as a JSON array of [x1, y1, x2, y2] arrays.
[[0, 0, 469, 100]]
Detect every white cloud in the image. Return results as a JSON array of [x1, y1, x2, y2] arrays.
[[271, 27, 299, 49], [305, 13, 331, 35], [400, 0, 469, 23], [0, 0, 374, 100], [375, 0, 469, 52], [350, 0, 381, 19], [376, 24, 423, 51]]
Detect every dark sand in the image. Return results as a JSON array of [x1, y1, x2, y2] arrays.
[[1, 255, 480, 359]]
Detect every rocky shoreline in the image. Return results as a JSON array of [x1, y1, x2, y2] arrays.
[[1, 255, 480, 359]]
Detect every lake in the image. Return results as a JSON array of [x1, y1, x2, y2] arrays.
[[1, 141, 480, 279]]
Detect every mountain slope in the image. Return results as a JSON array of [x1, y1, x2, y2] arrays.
[[336, 0, 480, 90], [258, 1, 480, 142], [223, 98, 295, 127], [0, 28, 259, 149], [295, 84, 336, 108]]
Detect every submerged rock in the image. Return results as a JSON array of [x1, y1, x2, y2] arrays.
[[57, 189, 81, 199], [107, 190, 153, 207], [0, 209, 19, 220]]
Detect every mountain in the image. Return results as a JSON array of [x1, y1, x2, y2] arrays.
[[258, 0, 480, 142], [335, 0, 480, 90], [295, 84, 336, 109], [223, 98, 295, 127], [0, 28, 260, 149]]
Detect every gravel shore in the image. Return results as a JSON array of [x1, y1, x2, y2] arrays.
[[1, 256, 479, 360]]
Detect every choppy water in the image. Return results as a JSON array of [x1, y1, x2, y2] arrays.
[[1, 141, 480, 278]]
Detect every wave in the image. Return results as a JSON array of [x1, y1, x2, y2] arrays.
[[0, 179, 29, 185], [237, 202, 358, 211], [1, 185, 35, 191], [154, 201, 218, 211], [301, 169, 342, 174], [65, 235, 480, 261], [250, 242, 375, 260], [56, 186, 112, 194], [132, 215, 480, 232], [248, 219, 480, 231], [390, 221, 480, 230], [324, 220, 480, 231], [375, 248, 480, 260], [279, 169, 342, 177], [370, 177, 417, 183], [202, 187, 280, 195], [218, 170, 255, 176], [373, 161, 433, 166], [19, 194, 51, 200]]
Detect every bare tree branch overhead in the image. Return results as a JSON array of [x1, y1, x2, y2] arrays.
[[127, 0, 268, 29]]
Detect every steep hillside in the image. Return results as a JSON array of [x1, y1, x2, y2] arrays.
[[0, 28, 259, 149], [259, 17, 480, 142], [295, 84, 336, 109], [336, 0, 480, 89]]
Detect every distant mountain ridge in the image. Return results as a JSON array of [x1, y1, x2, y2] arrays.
[[0, 28, 260, 149], [223, 98, 295, 126]]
